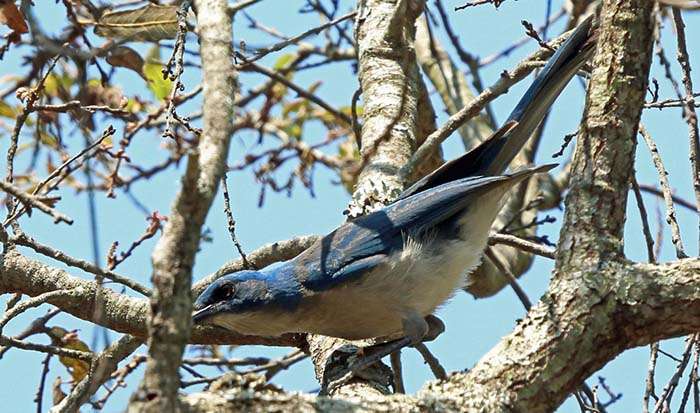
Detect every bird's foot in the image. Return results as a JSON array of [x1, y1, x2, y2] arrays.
[[349, 336, 412, 374], [348, 314, 445, 374]]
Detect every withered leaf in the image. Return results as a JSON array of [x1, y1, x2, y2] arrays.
[[0, 0, 28, 35], [106, 46, 146, 79], [94, 4, 178, 42]]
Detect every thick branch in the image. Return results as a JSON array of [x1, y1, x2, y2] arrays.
[[345, 0, 426, 217], [425, 258, 700, 413], [557, 1, 654, 267], [134, 0, 237, 410]]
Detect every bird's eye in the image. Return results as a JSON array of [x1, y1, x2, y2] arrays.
[[212, 283, 235, 302]]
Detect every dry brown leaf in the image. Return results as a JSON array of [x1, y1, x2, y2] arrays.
[[106, 46, 146, 79], [94, 4, 178, 42], [0, 0, 28, 35]]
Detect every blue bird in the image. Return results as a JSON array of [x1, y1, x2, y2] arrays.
[[194, 17, 596, 365]]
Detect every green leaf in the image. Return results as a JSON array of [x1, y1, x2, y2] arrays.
[[0, 100, 17, 118], [143, 46, 172, 101], [307, 81, 322, 94], [282, 100, 305, 117], [270, 72, 293, 101], [339, 105, 360, 117], [43, 73, 73, 98], [273, 53, 295, 70], [38, 129, 59, 149], [285, 123, 302, 140], [94, 4, 179, 42]]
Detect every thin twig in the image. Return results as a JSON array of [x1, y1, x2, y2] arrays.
[[32, 102, 134, 118], [247, 349, 307, 380], [639, 183, 698, 213], [678, 342, 700, 413], [34, 353, 52, 413], [399, 28, 579, 180], [671, 9, 700, 254], [53, 335, 142, 413], [390, 351, 405, 393], [0, 309, 60, 359], [0, 181, 73, 224], [488, 232, 556, 259], [93, 353, 147, 408], [455, 0, 506, 10], [654, 335, 697, 413], [106, 211, 167, 270], [3, 126, 116, 227], [0, 335, 92, 361], [5, 56, 61, 185], [242, 61, 352, 126], [630, 174, 657, 263], [644, 93, 699, 109], [221, 174, 250, 268], [0, 289, 74, 332], [644, 342, 660, 413], [183, 356, 270, 367], [486, 248, 531, 310], [477, 8, 566, 68], [228, 0, 262, 14], [163, 0, 192, 140], [414, 343, 447, 380], [11, 232, 150, 295], [238, 11, 356, 66], [639, 124, 688, 258]]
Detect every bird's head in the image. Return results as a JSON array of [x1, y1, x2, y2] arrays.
[[192, 267, 302, 335]]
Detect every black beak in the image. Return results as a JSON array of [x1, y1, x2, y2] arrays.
[[192, 304, 215, 324]]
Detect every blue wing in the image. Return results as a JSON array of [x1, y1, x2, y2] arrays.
[[292, 172, 535, 291]]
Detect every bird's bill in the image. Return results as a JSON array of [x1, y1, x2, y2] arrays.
[[192, 304, 216, 323]]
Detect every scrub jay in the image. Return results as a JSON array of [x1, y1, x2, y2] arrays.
[[194, 16, 596, 368]]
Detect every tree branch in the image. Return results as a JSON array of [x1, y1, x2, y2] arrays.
[[132, 0, 238, 409]]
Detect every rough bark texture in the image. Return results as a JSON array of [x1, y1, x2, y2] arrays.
[[129, 0, 237, 410], [557, 0, 653, 268], [345, 0, 426, 217]]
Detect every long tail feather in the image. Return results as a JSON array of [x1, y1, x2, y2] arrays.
[[400, 16, 596, 199]]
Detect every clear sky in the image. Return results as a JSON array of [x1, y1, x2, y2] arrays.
[[1, 1, 698, 412]]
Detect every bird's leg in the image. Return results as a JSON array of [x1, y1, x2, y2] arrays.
[[423, 314, 445, 341], [350, 313, 444, 373]]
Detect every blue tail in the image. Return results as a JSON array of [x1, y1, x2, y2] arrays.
[[401, 16, 595, 199]]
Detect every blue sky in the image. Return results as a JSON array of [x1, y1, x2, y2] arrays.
[[1, 1, 699, 411]]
